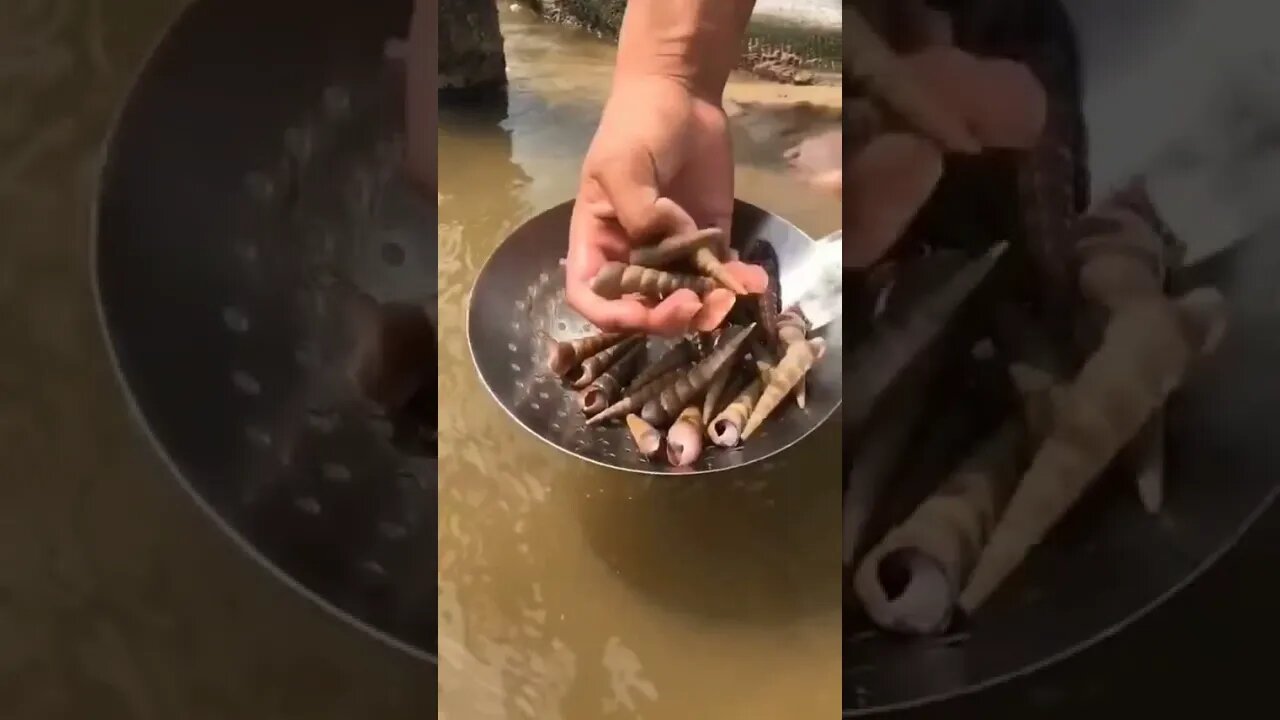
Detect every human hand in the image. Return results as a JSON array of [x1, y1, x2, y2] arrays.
[[787, 7, 1049, 268], [566, 76, 765, 337]]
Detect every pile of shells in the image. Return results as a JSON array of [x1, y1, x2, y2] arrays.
[[542, 230, 827, 468]]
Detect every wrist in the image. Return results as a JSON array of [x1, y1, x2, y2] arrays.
[[613, 0, 756, 103]]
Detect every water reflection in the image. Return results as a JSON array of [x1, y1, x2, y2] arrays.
[[438, 6, 841, 718]]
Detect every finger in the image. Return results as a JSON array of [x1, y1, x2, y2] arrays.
[[706, 210, 734, 258], [654, 197, 699, 236], [724, 261, 770, 294], [569, 203, 630, 266], [692, 289, 737, 332], [964, 59, 1047, 148], [809, 169, 843, 195], [846, 98, 884, 156], [566, 281, 653, 332], [910, 2, 953, 46], [567, 205, 645, 331], [848, 7, 979, 154], [582, 200, 618, 220], [845, 133, 943, 268], [904, 48, 1047, 150], [889, 0, 953, 50], [590, 147, 693, 241], [645, 290, 703, 337], [902, 47, 983, 144]]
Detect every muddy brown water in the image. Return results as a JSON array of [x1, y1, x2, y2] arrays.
[[438, 6, 842, 719]]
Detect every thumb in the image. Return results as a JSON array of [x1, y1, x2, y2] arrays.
[[589, 145, 692, 241]]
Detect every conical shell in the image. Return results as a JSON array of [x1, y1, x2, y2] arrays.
[[626, 414, 663, 460], [666, 406, 705, 466], [692, 247, 748, 294], [590, 262, 717, 300], [639, 324, 756, 426], [627, 342, 694, 392], [545, 332, 628, 376], [578, 343, 646, 415], [586, 366, 686, 426], [567, 336, 642, 388], [741, 335, 820, 440], [707, 374, 766, 448], [701, 361, 736, 425], [628, 228, 724, 268], [853, 417, 1027, 635], [960, 290, 1227, 611]]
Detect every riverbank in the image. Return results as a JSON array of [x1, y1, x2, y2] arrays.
[[520, 0, 842, 84]]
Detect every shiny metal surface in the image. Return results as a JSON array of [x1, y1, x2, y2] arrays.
[[467, 199, 842, 475], [92, 0, 435, 661], [787, 229, 844, 332]]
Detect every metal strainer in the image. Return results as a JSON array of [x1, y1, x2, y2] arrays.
[[468, 199, 842, 475], [92, 0, 435, 661]]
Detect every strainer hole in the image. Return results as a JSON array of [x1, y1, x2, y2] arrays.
[[245, 426, 272, 448], [305, 409, 339, 433], [234, 242, 259, 263], [380, 241, 406, 266], [294, 347, 318, 367], [222, 307, 250, 333], [378, 521, 408, 540], [244, 172, 274, 202], [294, 496, 322, 515], [231, 371, 261, 396], [323, 86, 350, 117], [368, 416, 395, 439], [321, 462, 351, 483], [284, 126, 312, 162]]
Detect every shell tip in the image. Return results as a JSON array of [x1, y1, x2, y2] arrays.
[[640, 401, 666, 427]]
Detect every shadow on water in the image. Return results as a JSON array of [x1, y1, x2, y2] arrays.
[[439, 94, 528, 199], [571, 421, 844, 626]]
